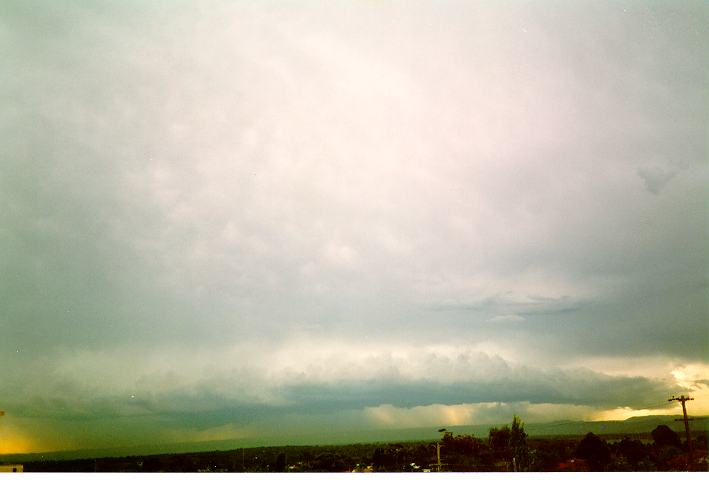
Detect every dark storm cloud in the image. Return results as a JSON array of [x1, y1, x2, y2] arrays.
[[3, 348, 672, 424], [279, 374, 669, 414]]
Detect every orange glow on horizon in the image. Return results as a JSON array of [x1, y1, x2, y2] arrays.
[[0, 436, 34, 455], [590, 406, 678, 422]]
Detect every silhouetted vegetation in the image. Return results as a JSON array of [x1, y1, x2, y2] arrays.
[[576, 432, 611, 470], [19, 419, 708, 472], [652, 424, 681, 448]]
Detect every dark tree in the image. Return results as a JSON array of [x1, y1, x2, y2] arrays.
[[372, 447, 394, 471], [651, 425, 681, 449], [443, 433, 487, 455], [616, 437, 647, 466], [312, 452, 350, 472], [487, 416, 529, 470], [489, 425, 512, 459], [576, 432, 611, 471], [510, 415, 529, 471], [275, 452, 286, 472]]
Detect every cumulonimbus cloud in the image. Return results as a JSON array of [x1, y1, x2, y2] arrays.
[[0, 0, 706, 452]]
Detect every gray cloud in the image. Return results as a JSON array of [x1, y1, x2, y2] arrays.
[[1, 346, 675, 438], [0, 0, 706, 451], [637, 164, 678, 194]]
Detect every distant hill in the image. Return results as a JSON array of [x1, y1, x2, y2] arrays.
[[454, 415, 708, 438], [2, 414, 705, 463]]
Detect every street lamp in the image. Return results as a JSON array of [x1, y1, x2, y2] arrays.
[[435, 428, 447, 472]]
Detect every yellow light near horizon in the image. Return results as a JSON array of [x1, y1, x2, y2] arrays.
[[680, 383, 709, 415], [593, 391, 709, 422], [593, 362, 709, 422], [591, 406, 680, 422], [0, 436, 33, 455]]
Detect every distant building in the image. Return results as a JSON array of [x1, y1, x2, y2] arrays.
[[0, 464, 23, 473]]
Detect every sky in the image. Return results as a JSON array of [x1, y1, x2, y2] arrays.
[[0, 0, 707, 454]]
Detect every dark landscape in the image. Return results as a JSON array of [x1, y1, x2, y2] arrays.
[[3, 416, 707, 472]]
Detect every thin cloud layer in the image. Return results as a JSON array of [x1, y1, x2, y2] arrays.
[[0, 0, 706, 452]]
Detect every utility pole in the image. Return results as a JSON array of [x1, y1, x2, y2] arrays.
[[433, 428, 446, 472], [436, 442, 442, 472], [668, 395, 694, 465]]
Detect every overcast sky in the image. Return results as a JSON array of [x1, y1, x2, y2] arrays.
[[1, 0, 707, 454]]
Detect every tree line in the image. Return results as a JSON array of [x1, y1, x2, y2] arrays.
[[22, 416, 708, 472]]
